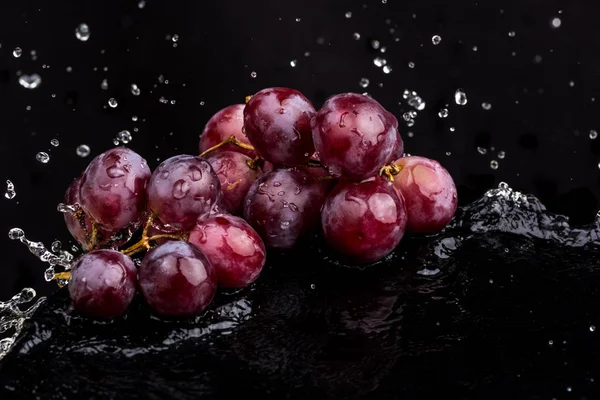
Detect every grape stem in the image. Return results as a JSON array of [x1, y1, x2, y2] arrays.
[[89, 222, 99, 250], [120, 216, 188, 257], [379, 164, 402, 182], [306, 158, 327, 169], [199, 135, 255, 158], [246, 156, 263, 170], [245, 95, 253, 104]]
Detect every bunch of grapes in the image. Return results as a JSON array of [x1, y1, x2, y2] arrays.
[[63, 87, 457, 319]]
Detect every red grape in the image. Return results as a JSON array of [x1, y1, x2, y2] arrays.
[[199, 104, 256, 158], [391, 156, 457, 233], [138, 241, 217, 317], [312, 93, 397, 181], [390, 130, 404, 161], [321, 176, 408, 264], [146, 155, 221, 230], [205, 150, 262, 215], [79, 147, 151, 231], [68, 249, 137, 319], [189, 214, 266, 288], [243, 168, 327, 249], [244, 87, 316, 166]]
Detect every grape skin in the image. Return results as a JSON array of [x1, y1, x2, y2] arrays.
[[138, 241, 217, 317], [199, 104, 256, 158], [146, 155, 221, 230], [244, 87, 316, 166], [205, 151, 263, 215], [80, 147, 151, 231], [321, 176, 408, 264], [243, 168, 327, 249], [68, 249, 137, 319], [312, 93, 397, 181], [189, 214, 266, 288], [391, 156, 457, 233]]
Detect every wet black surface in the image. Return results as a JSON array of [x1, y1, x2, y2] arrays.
[[2, 188, 600, 399]]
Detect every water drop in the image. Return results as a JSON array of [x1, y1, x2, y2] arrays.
[[566, 387, 572, 393], [100, 79, 108, 90], [18, 73, 42, 89], [66, 66, 73, 73], [438, 108, 449, 118], [551, 17, 561, 29], [408, 61, 415, 68], [310, 284, 316, 289], [12, 47, 22, 58], [569, 80, 575, 87], [345, 11, 352, 18], [490, 160, 499, 170], [382, 65, 392, 74], [403, 89, 426, 111], [36, 152, 50, 164], [353, 32, 361, 40], [371, 39, 380, 50], [454, 89, 468, 105], [295, 17, 301, 22], [472, 46, 478, 52], [108, 98, 118, 108], [4, 180, 15, 200], [373, 57, 387, 67], [482, 102, 492, 110], [75, 23, 90, 42], [548, 340, 554, 346], [116, 130, 132, 144], [534, 54, 543, 64], [290, 59, 297, 67], [172, 34, 179, 42], [477, 147, 488, 155], [498, 150, 506, 159], [250, 71, 257, 78], [51, 240, 62, 253], [138, 0, 146, 8], [590, 130, 598, 140], [508, 31, 516, 37], [382, 0, 387, 3], [446, 151, 451, 156], [50, 139, 59, 147], [359, 78, 370, 88], [76, 144, 91, 158], [432, 35, 442, 45], [591, 325, 596, 332], [130, 83, 141, 96], [8, 228, 24, 240], [132, 115, 138, 122]]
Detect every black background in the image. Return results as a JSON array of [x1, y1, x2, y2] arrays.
[[1, 0, 599, 300]]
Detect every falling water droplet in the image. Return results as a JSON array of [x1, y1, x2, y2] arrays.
[[8, 228, 24, 240], [432, 35, 442, 45], [172, 34, 179, 42], [116, 130, 132, 144], [382, 65, 392, 74], [250, 71, 257, 78], [373, 57, 387, 67], [359, 78, 370, 88], [76, 144, 91, 158], [138, 0, 146, 8], [130, 83, 141, 96], [100, 79, 108, 90], [4, 180, 15, 200], [455, 89, 468, 105], [508, 31, 516, 37], [50, 139, 59, 147], [371, 40, 380, 50], [352, 32, 361, 40], [498, 151, 506, 159], [12, 47, 22, 58], [490, 160, 499, 170], [36, 152, 50, 164], [590, 130, 598, 140], [345, 11, 352, 18], [108, 98, 118, 108], [551, 17, 562, 29], [438, 108, 449, 118], [477, 147, 488, 155], [403, 90, 426, 111], [18, 73, 42, 89], [482, 102, 492, 110], [290, 60, 297, 67], [75, 23, 91, 42], [590, 325, 596, 332], [408, 61, 415, 68]]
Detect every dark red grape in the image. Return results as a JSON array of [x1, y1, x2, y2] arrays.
[[189, 214, 266, 288], [244, 87, 316, 166], [138, 241, 216, 317], [205, 151, 262, 215], [68, 249, 137, 319], [80, 147, 151, 231], [389, 130, 404, 161], [391, 156, 457, 233], [199, 104, 256, 158], [243, 168, 327, 249], [312, 93, 397, 181], [146, 155, 221, 230], [321, 176, 408, 264]]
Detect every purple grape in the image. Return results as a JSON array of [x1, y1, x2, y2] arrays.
[[321, 176, 408, 264], [146, 155, 221, 231], [205, 151, 262, 215], [199, 104, 256, 158], [389, 130, 404, 161], [68, 249, 137, 319], [244, 87, 316, 166], [79, 147, 151, 231], [189, 214, 266, 288], [243, 168, 328, 249], [311, 93, 397, 181], [391, 156, 457, 233], [138, 241, 217, 317]]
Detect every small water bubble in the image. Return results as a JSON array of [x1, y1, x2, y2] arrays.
[[449, 127, 456, 132], [432, 35, 442, 45], [75, 23, 90, 42], [482, 102, 492, 110], [295, 17, 301, 22], [316, 36, 325, 45], [446, 151, 451, 156], [345, 11, 352, 18], [477, 147, 488, 155], [489, 278, 494, 284], [170, 99, 176, 105], [200, 101, 205, 106], [490, 160, 499, 170], [138, 0, 146, 8], [36, 152, 50, 164], [371, 39, 380, 50], [100, 79, 108, 90], [408, 61, 415, 68], [548, 340, 554, 346], [4, 180, 15, 200], [373, 57, 387, 67], [8, 228, 24, 240], [117, 130, 132, 144], [534, 54, 543, 64], [30, 49, 37, 60], [566, 387, 572, 393], [132, 115, 138, 122], [250, 71, 257, 78], [498, 150, 506, 159], [290, 59, 297, 67], [44, 266, 55, 282], [310, 284, 316, 289], [18, 73, 42, 89], [472, 46, 478, 52], [66, 66, 73, 73], [569, 80, 575, 87], [508, 31, 516, 37], [438, 108, 449, 118], [551, 17, 562, 29], [304, 51, 311, 57], [382, 0, 387, 3], [382, 65, 392, 74], [76, 144, 91, 158], [108, 98, 118, 108], [171, 34, 179, 43], [130, 83, 141, 96], [455, 89, 468, 105], [359, 78, 370, 88], [13, 47, 22, 58], [352, 32, 361, 40], [50, 139, 59, 147], [590, 130, 598, 140]]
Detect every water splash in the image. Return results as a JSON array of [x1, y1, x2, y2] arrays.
[[5, 180, 16, 199]]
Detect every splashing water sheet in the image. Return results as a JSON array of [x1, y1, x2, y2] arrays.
[[1, 184, 600, 398]]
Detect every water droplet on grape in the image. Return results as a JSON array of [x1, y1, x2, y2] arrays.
[[359, 78, 370, 88], [36, 152, 50, 164], [438, 108, 449, 118], [108, 98, 118, 108], [131, 83, 141, 96], [455, 89, 468, 105], [432, 35, 442, 45], [18, 73, 42, 89], [173, 179, 191, 199], [75, 23, 90, 42], [490, 160, 499, 170], [12, 47, 22, 58], [76, 144, 90, 158]]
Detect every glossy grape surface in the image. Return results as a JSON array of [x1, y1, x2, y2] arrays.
[[68, 249, 137, 319], [189, 214, 266, 288], [391, 156, 457, 233], [146, 155, 221, 230], [205, 151, 262, 215], [244, 87, 316, 166], [139, 241, 216, 317], [243, 168, 327, 249], [312, 93, 397, 181], [199, 104, 256, 158], [390, 130, 404, 161], [321, 176, 408, 264], [79, 147, 151, 231]]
